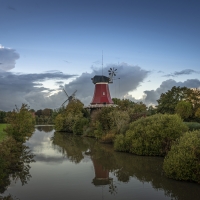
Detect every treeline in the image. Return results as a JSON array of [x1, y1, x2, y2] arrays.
[[1, 108, 59, 125], [54, 86, 200, 183]]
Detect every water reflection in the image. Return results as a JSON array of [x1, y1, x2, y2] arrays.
[[52, 132, 200, 200], [2, 128, 200, 200], [0, 141, 35, 199], [35, 125, 54, 133]]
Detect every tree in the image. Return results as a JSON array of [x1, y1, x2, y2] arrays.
[[35, 109, 42, 117], [157, 86, 190, 114], [187, 88, 200, 119], [42, 108, 52, 117], [4, 104, 35, 142], [109, 109, 130, 134], [175, 101, 193, 120], [195, 107, 200, 119], [54, 99, 89, 133], [0, 111, 6, 123]]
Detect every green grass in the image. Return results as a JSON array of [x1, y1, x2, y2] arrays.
[[0, 124, 7, 141], [184, 122, 200, 131]]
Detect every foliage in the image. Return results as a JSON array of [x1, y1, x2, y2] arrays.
[[114, 134, 130, 152], [0, 124, 7, 142], [73, 117, 89, 135], [163, 130, 200, 183], [147, 105, 157, 116], [4, 104, 35, 143], [54, 99, 89, 134], [195, 107, 200, 119], [114, 114, 188, 156], [187, 88, 200, 117], [157, 86, 189, 114], [184, 122, 200, 131], [109, 109, 130, 134], [112, 98, 135, 110], [175, 101, 193, 120], [157, 87, 200, 121], [87, 100, 147, 142], [35, 108, 54, 124], [93, 107, 114, 134], [0, 111, 6, 123]]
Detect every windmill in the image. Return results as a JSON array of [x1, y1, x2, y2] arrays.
[[62, 88, 77, 106], [90, 68, 118, 105]]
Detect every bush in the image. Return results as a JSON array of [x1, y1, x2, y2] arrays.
[[114, 114, 188, 156], [184, 122, 200, 131], [114, 134, 130, 152], [163, 130, 200, 183], [54, 99, 88, 133], [4, 104, 35, 142], [73, 118, 89, 135]]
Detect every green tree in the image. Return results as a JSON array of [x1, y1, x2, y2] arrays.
[[147, 105, 157, 116], [157, 86, 189, 114], [195, 107, 200, 119], [175, 101, 193, 120], [0, 111, 6, 123], [4, 104, 35, 142], [109, 109, 130, 134], [54, 99, 89, 133]]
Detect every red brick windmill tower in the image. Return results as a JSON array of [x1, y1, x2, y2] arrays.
[[90, 67, 117, 108]]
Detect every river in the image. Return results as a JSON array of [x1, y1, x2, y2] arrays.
[[1, 125, 200, 200]]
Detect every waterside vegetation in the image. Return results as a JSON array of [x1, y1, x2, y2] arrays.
[[0, 104, 35, 196], [54, 86, 200, 183]]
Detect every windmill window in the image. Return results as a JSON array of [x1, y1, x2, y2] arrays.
[[103, 92, 105, 95]]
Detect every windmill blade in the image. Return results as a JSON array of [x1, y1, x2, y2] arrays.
[[61, 98, 69, 106], [63, 88, 69, 97], [72, 90, 77, 96]]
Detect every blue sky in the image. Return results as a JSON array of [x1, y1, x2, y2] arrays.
[[0, 0, 200, 111]]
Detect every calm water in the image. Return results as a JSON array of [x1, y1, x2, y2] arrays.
[[1, 126, 200, 200]]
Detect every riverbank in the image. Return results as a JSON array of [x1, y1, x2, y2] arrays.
[[0, 124, 7, 142]]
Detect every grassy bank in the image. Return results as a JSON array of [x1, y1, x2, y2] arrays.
[[0, 124, 7, 141]]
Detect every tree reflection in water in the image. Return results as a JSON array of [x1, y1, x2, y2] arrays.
[[0, 138, 35, 199], [52, 132, 200, 200], [35, 125, 54, 133]]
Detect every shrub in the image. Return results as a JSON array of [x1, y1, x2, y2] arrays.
[[73, 118, 89, 135], [184, 122, 200, 131], [54, 99, 88, 133], [163, 130, 200, 183], [4, 104, 35, 142], [114, 114, 188, 156], [100, 132, 115, 143], [114, 134, 130, 152]]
